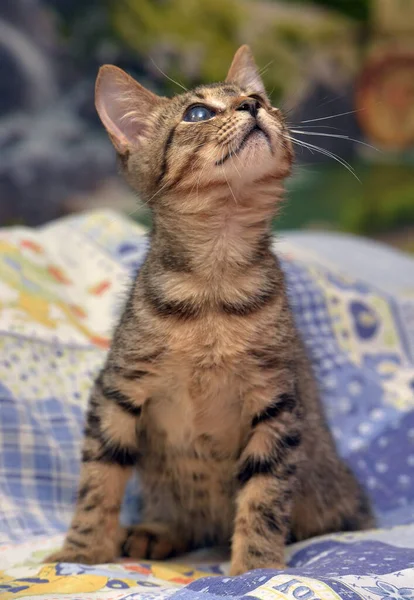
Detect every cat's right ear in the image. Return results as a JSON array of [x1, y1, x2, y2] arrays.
[[95, 65, 162, 155]]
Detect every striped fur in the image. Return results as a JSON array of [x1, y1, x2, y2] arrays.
[[46, 46, 374, 575]]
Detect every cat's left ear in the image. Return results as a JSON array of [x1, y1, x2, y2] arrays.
[[225, 45, 266, 96], [95, 65, 164, 155]]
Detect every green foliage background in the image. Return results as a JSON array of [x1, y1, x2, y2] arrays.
[[53, 0, 414, 247], [109, 0, 358, 104]]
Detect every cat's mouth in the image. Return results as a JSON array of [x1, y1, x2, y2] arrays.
[[215, 124, 271, 166]]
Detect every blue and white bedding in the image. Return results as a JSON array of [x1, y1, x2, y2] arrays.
[[0, 210, 414, 600]]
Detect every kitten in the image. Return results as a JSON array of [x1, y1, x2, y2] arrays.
[[46, 46, 374, 575]]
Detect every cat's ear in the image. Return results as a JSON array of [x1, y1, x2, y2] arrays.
[[95, 65, 162, 154], [225, 45, 266, 96]]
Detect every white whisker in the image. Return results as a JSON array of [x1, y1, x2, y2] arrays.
[[139, 180, 171, 208], [228, 144, 243, 177], [288, 135, 360, 182], [299, 109, 363, 124], [258, 59, 275, 77], [149, 57, 187, 92], [290, 129, 378, 151], [220, 145, 237, 205], [194, 148, 214, 203], [126, 206, 141, 219], [291, 124, 342, 130]]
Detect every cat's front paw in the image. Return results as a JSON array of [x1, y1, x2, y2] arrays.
[[44, 544, 115, 565], [229, 557, 286, 576], [121, 522, 185, 560]]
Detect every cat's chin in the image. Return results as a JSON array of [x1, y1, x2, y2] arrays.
[[240, 128, 272, 159], [225, 136, 280, 184]]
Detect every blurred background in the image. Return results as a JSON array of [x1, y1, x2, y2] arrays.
[[0, 0, 413, 251]]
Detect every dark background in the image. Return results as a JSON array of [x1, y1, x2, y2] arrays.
[[1, 0, 413, 251]]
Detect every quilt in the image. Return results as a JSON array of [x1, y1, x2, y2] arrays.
[[1, 209, 414, 600]]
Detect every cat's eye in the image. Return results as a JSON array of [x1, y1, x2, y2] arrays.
[[183, 105, 216, 123]]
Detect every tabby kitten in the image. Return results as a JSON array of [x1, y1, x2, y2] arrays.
[[47, 46, 374, 575]]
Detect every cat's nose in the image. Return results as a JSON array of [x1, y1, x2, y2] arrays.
[[236, 98, 259, 118]]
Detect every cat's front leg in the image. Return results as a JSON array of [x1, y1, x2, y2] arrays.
[[230, 385, 302, 576], [45, 366, 150, 564]]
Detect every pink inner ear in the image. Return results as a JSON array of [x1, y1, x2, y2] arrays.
[[95, 66, 151, 154]]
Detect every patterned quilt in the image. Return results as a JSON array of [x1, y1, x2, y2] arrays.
[[1, 210, 414, 600]]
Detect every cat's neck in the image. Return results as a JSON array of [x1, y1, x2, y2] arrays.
[[151, 181, 284, 279]]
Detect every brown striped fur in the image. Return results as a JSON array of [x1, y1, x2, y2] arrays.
[[46, 46, 374, 574]]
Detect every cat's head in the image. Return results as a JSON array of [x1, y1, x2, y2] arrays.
[[95, 45, 293, 207]]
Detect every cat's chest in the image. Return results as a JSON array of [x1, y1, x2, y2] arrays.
[[144, 314, 255, 452], [146, 362, 245, 455], [166, 312, 258, 364]]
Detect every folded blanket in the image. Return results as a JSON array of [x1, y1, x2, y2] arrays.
[[1, 209, 414, 599]]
